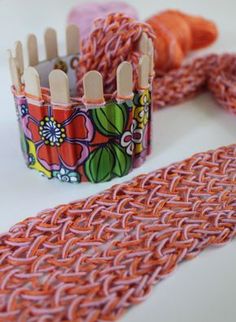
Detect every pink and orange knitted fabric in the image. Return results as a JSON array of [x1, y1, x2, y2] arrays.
[[0, 143, 235, 321]]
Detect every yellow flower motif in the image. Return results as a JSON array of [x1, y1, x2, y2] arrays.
[[134, 106, 145, 124], [132, 90, 151, 155], [139, 89, 150, 106], [134, 90, 150, 128], [27, 139, 52, 178]]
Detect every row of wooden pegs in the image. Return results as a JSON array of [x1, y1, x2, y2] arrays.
[[8, 25, 154, 106]]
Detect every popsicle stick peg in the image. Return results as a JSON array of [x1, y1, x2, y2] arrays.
[[66, 24, 80, 55], [138, 32, 149, 55], [44, 28, 58, 60], [23, 66, 41, 99], [27, 34, 39, 66], [14, 41, 24, 76], [138, 55, 150, 89], [116, 61, 133, 99], [83, 71, 104, 104], [147, 38, 155, 76], [49, 69, 70, 105], [8, 50, 21, 94]]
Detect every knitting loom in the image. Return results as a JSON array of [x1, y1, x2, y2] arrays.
[[8, 26, 154, 184]]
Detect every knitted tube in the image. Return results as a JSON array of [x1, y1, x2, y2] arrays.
[[0, 143, 235, 321]]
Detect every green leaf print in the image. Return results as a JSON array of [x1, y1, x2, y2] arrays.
[[85, 145, 115, 183], [90, 101, 128, 136], [111, 143, 131, 177]]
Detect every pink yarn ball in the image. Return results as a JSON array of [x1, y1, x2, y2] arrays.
[[67, 1, 139, 40]]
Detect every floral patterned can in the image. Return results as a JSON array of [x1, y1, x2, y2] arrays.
[[13, 87, 152, 184]]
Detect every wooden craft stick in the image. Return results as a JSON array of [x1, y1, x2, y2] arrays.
[[83, 71, 104, 104], [14, 41, 24, 76], [66, 24, 80, 55], [49, 69, 70, 105], [138, 55, 150, 89], [138, 32, 149, 55], [44, 28, 58, 60], [116, 61, 133, 99], [8, 50, 21, 94], [27, 34, 39, 66], [147, 38, 155, 76], [24, 66, 41, 99]]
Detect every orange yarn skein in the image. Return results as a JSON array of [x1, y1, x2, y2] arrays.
[[146, 10, 218, 71]]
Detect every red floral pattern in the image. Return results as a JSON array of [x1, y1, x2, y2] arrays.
[[26, 105, 94, 170]]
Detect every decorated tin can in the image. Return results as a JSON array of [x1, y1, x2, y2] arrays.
[[9, 26, 154, 183]]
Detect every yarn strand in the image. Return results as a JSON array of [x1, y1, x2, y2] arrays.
[[76, 13, 236, 114]]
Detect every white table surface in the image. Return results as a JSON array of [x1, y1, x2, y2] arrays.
[[0, 0, 236, 321]]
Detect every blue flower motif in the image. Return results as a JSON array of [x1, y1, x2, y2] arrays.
[[53, 167, 80, 183]]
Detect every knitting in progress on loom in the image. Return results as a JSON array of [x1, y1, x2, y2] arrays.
[[2, 4, 236, 322], [76, 11, 234, 112]]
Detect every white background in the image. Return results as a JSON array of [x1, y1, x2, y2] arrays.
[[0, 0, 236, 321]]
